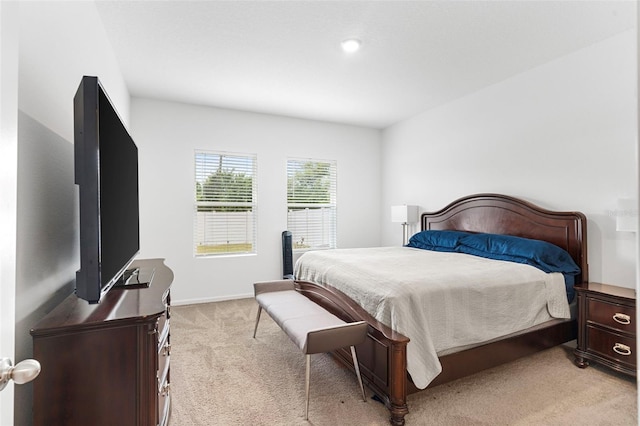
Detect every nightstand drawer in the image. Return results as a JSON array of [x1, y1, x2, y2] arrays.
[[587, 298, 634, 333], [587, 326, 636, 368]]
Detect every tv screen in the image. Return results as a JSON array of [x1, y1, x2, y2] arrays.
[[74, 76, 140, 304]]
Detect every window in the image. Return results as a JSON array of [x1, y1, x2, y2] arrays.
[[194, 151, 257, 256], [287, 158, 337, 250]]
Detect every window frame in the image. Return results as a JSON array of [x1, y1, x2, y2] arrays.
[[194, 150, 258, 257], [286, 157, 337, 252]]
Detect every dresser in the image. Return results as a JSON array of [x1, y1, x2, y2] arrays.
[[574, 282, 636, 376], [31, 258, 173, 426]]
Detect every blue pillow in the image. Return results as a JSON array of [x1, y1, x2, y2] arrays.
[[458, 233, 580, 302], [407, 230, 471, 252], [458, 233, 580, 274]]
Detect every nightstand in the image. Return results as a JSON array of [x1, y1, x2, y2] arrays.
[[574, 282, 636, 377]]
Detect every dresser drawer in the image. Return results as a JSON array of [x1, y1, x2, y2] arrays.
[[157, 314, 171, 426], [587, 298, 635, 333], [157, 312, 169, 345], [158, 319, 170, 386], [158, 375, 171, 426], [587, 326, 636, 368]]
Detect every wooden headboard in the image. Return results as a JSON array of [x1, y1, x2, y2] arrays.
[[422, 193, 588, 283]]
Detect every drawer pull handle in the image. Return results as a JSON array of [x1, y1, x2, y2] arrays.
[[161, 382, 171, 397], [613, 313, 631, 325], [613, 343, 632, 356], [162, 342, 171, 357]]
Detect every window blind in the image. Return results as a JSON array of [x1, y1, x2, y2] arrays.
[[194, 151, 257, 256], [287, 158, 337, 250]]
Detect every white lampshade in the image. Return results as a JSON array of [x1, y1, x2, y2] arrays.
[[391, 205, 418, 224], [616, 198, 638, 232]]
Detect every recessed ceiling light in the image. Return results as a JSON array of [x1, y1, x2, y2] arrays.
[[341, 38, 361, 53]]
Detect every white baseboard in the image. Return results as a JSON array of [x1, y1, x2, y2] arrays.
[[172, 293, 253, 307]]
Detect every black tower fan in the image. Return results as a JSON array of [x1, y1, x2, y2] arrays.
[[282, 231, 294, 279]]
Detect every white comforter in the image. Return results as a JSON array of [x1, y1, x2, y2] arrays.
[[294, 246, 570, 389]]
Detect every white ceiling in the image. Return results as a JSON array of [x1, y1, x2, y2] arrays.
[[95, 1, 636, 129]]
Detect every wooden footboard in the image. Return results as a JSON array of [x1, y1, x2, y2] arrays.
[[295, 280, 410, 425]]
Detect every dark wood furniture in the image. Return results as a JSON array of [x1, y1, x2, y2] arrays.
[[574, 282, 636, 376], [31, 258, 173, 426], [295, 193, 587, 425]]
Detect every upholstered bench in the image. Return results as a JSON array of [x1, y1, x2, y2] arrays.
[[252, 280, 368, 420]]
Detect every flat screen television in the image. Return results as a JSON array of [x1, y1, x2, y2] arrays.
[[74, 76, 140, 304]]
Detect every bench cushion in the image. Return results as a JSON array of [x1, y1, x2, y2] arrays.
[[255, 290, 345, 351]]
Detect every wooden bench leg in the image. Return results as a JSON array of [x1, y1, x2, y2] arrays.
[[253, 306, 262, 338]]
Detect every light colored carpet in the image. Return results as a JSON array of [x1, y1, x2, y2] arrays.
[[169, 298, 637, 425]]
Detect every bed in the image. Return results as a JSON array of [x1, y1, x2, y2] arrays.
[[291, 193, 587, 425]]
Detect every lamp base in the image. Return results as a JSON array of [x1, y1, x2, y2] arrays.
[[402, 223, 409, 246]]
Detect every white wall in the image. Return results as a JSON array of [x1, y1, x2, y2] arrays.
[[19, 2, 129, 137], [382, 30, 638, 288], [15, 2, 128, 425], [131, 99, 381, 304]]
